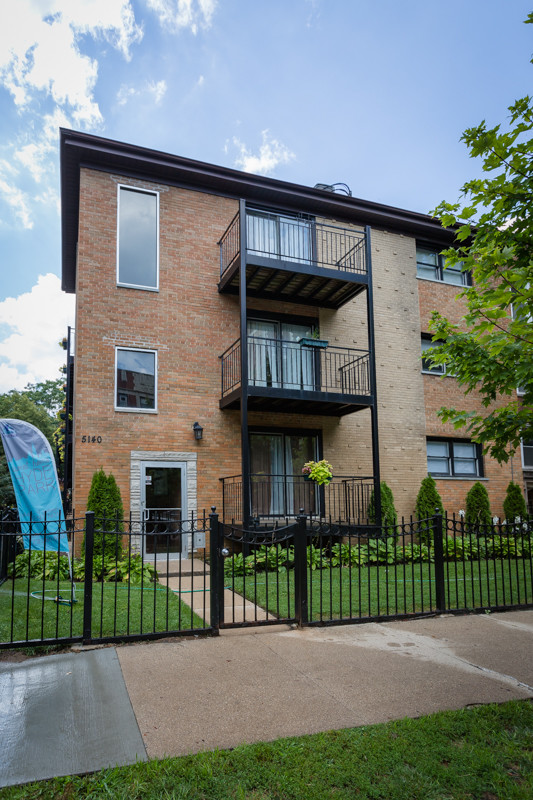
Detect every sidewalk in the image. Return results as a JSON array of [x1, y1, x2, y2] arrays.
[[1, 610, 532, 788]]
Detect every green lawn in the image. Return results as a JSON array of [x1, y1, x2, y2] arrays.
[[0, 579, 206, 645], [232, 558, 533, 621], [1, 700, 532, 799]]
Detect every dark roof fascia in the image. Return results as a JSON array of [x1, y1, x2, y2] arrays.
[[60, 128, 456, 294]]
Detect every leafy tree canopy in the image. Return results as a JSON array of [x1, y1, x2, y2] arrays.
[[21, 377, 65, 417], [427, 22, 533, 464]]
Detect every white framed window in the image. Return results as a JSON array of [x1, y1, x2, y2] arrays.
[[421, 335, 445, 375], [416, 245, 469, 287], [427, 439, 482, 478], [521, 439, 533, 469], [115, 347, 157, 412], [117, 185, 159, 290]]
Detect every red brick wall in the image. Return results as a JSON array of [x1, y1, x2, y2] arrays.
[[418, 278, 514, 518]]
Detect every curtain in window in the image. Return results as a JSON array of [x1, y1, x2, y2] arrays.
[[247, 211, 311, 264], [247, 320, 280, 388], [280, 323, 314, 390]]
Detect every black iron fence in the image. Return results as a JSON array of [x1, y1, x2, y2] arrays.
[[220, 475, 375, 524], [2, 510, 531, 648], [217, 513, 533, 629], [219, 210, 367, 279], [220, 337, 371, 399], [0, 510, 212, 650]]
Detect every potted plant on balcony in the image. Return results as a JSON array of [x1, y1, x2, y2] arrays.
[[298, 328, 328, 349], [302, 459, 333, 485]]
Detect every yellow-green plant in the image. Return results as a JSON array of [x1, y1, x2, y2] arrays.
[[302, 459, 333, 485]]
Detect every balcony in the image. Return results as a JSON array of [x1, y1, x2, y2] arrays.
[[221, 474, 374, 524], [220, 336, 372, 416], [218, 209, 368, 309]]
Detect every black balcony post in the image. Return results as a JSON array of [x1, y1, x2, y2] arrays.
[[365, 225, 381, 525], [239, 198, 251, 527]]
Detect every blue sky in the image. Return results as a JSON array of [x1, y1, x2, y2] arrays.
[[0, 0, 531, 392]]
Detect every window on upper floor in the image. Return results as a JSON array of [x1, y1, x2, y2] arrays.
[[427, 438, 483, 478], [421, 335, 445, 375], [115, 347, 157, 412], [416, 245, 470, 286], [117, 185, 159, 290], [521, 439, 533, 469]]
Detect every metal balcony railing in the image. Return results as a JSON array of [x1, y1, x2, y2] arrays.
[[220, 474, 374, 523], [220, 337, 371, 399], [219, 210, 367, 279]]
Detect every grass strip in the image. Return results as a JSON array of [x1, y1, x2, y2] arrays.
[[1, 699, 532, 799], [233, 558, 533, 621], [0, 579, 206, 643]]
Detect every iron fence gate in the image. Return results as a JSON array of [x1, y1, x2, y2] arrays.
[[214, 512, 533, 629]]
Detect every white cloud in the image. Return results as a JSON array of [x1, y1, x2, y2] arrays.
[[0, 274, 75, 392], [232, 130, 295, 176], [0, 176, 33, 229], [117, 79, 167, 106], [0, 1, 143, 229], [147, 0, 217, 34], [147, 79, 167, 104]]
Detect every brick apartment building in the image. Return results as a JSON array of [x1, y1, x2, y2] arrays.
[[60, 128, 519, 546]]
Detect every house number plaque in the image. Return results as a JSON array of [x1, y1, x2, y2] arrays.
[[81, 435, 102, 443]]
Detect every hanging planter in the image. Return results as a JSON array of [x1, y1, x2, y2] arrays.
[[298, 337, 329, 349], [301, 459, 333, 485]]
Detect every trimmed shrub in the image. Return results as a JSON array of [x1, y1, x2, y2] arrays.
[[85, 468, 124, 563], [415, 475, 444, 520], [465, 481, 491, 530], [503, 481, 527, 523], [367, 481, 398, 528], [415, 475, 444, 546]]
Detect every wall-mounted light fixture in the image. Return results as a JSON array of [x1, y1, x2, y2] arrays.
[[193, 421, 203, 441]]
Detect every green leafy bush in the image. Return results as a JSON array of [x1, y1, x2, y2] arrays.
[[367, 481, 398, 528], [365, 537, 397, 565], [399, 543, 433, 563], [8, 551, 71, 581], [503, 481, 527, 523], [415, 475, 444, 520], [85, 468, 124, 562], [330, 542, 367, 567], [465, 481, 491, 530]]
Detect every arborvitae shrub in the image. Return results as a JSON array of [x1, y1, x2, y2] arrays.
[[367, 481, 398, 528], [465, 481, 492, 530], [503, 481, 527, 523], [415, 475, 444, 520], [85, 468, 123, 562], [415, 475, 444, 545]]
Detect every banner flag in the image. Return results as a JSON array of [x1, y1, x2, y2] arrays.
[[0, 418, 69, 553]]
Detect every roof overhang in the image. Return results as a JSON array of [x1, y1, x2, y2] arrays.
[[60, 128, 457, 294]]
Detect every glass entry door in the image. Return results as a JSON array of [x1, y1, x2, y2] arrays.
[[247, 319, 316, 391], [141, 462, 188, 558], [249, 432, 318, 517]]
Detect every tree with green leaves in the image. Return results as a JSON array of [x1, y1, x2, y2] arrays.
[[465, 482, 492, 530], [503, 481, 527, 522], [21, 377, 65, 417], [85, 469, 124, 562], [415, 475, 444, 520], [426, 21, 533, 464]]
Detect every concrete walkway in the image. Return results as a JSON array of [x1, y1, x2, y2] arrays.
[[1, 610, 532, 788]]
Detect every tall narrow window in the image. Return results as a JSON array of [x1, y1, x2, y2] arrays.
[[117, 186, 159, 290], [115, 348, 157, 411]]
